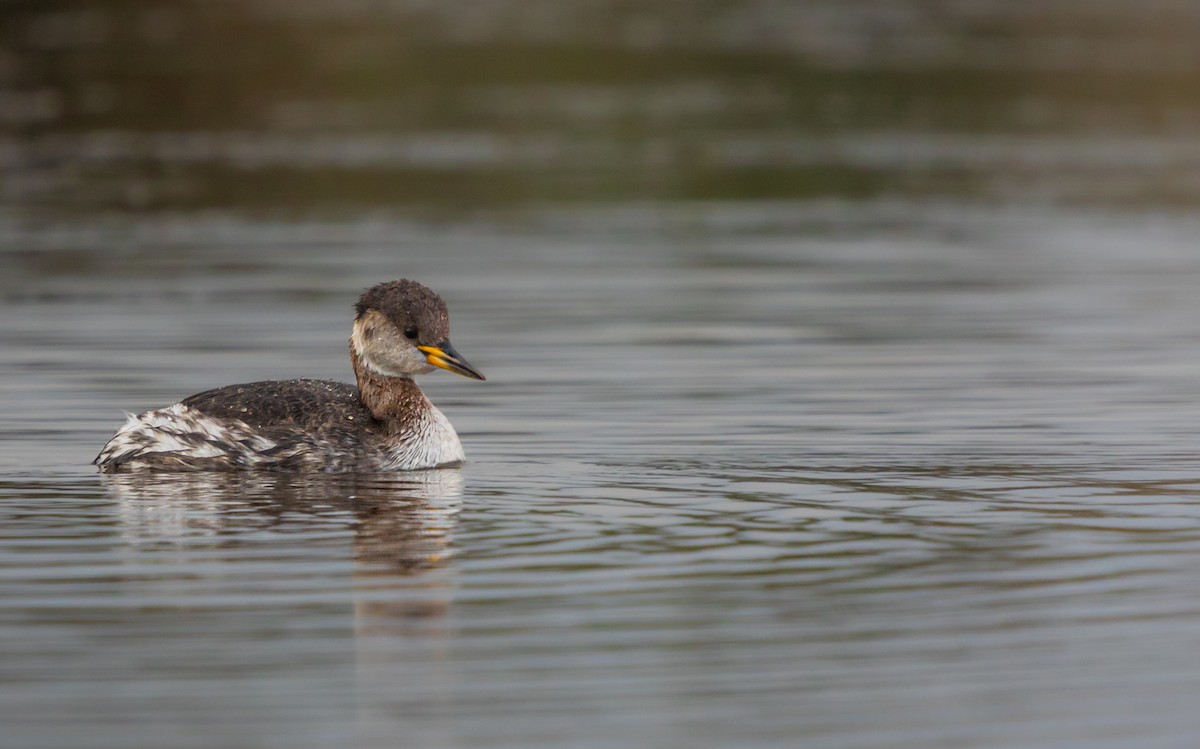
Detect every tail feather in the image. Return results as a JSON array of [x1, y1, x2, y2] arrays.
[[95, 404, 278, 471]]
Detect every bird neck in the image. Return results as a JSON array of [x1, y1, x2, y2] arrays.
[[351, 348, 429, 427]]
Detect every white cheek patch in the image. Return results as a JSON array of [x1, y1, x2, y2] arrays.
[[360, 353, 408, 377], [353, 314, 403, 376], [350, 316, 373, 360], [351, 312, 433, 377]]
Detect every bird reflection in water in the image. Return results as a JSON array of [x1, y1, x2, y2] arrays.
[[102, 469, 464, 629]]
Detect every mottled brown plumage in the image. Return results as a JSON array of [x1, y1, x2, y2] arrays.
[[95, 279, 484, 473], [181, 379, 368, 430]]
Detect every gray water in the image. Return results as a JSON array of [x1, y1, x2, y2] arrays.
[[7, 3, 1200, 748]]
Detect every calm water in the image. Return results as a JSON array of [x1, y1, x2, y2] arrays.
[[6, 2, 1200, 748]]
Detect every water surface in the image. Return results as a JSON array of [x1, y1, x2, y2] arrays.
[[6, 209, 1200, 748]]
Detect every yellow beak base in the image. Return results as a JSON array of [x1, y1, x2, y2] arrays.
[[417, 342, 485, 381]]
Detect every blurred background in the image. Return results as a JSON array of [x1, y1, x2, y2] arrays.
[[8, 3, 1200, 749], [5, 0, 1200, 220]]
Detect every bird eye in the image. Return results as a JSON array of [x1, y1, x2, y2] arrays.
[[403, 326, 419, 340]]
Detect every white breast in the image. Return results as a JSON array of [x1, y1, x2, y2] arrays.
[[380, 402, 466, 470]]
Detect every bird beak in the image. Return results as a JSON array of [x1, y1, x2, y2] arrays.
[[417, 342, 486, 381]]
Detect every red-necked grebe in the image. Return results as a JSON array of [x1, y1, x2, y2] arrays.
[[95, 279, 485, 472]]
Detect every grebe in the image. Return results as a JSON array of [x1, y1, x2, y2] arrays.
[[95, 279, 485, 472]]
